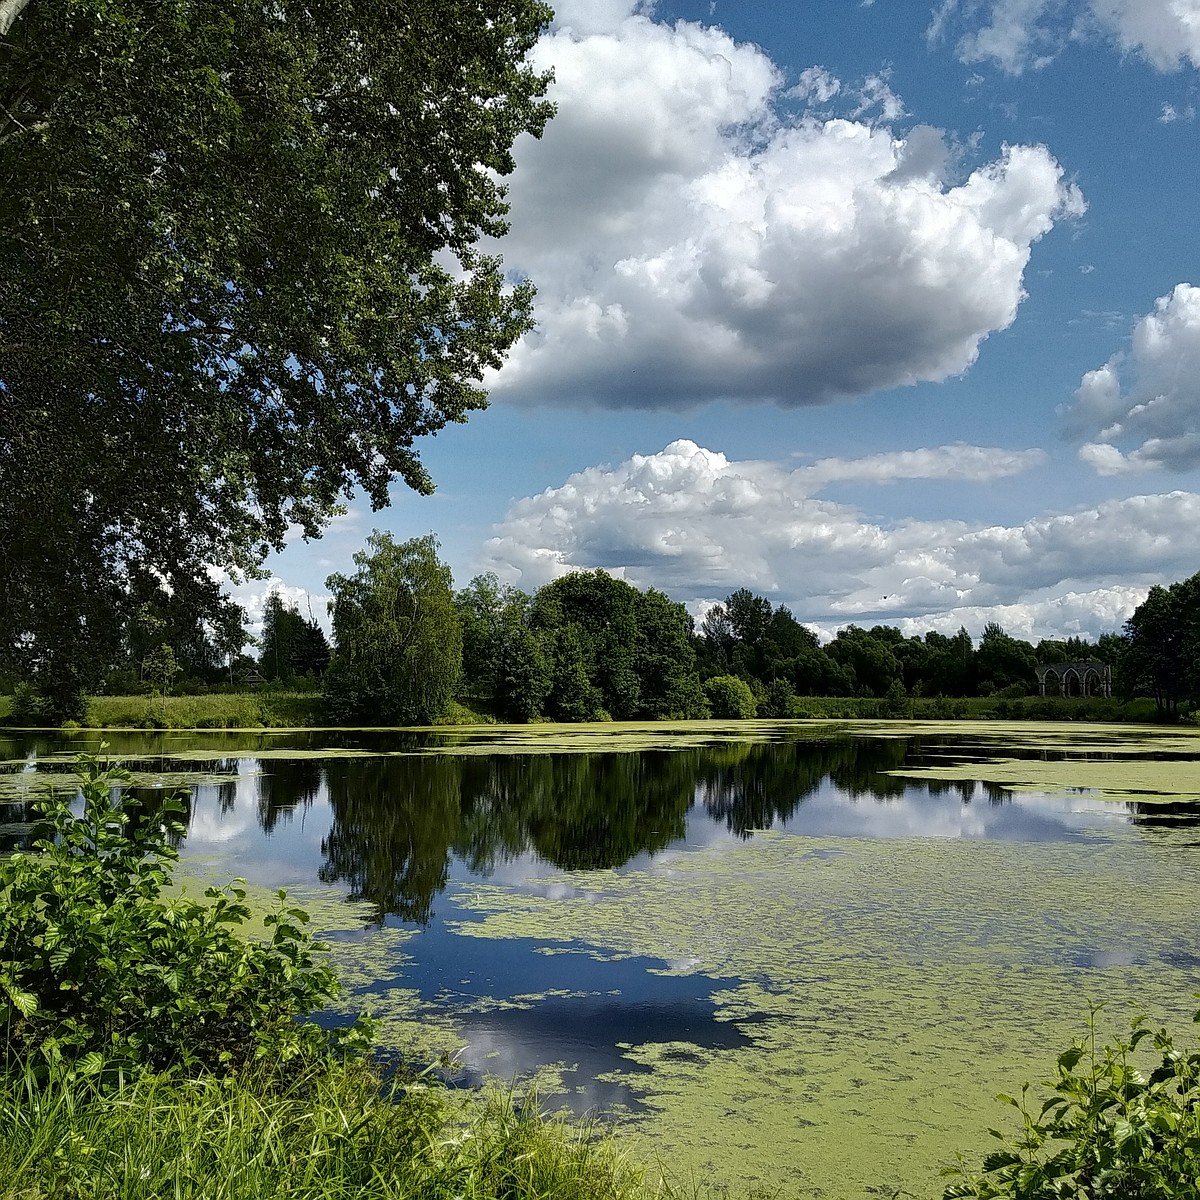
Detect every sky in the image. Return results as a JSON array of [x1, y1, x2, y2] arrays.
[[240, 0, 1200, 646]]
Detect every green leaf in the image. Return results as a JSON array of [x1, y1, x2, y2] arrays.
[[1057, 1046, 1084, 1072], [77, 1051, 105, 1077], [5, 987, 38, 1017]]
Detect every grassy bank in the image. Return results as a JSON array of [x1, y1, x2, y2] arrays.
[[786, 693, 1162, 722], [0, 690, 1165, 731], [78, 690, 327, 729], [0, 1060, 682, 1200], [0, 754, 691, 1200]]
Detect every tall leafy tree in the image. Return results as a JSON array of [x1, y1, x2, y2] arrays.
[[921, 627, 977, 697], [257, 592, 329, 681], [0, 0, 554, 717], [495, 620, 555, 722], [323, 533, 463, 725], [633, 588, 707, 719], [532, 572, 641, 719], [975, 622, 1037, 695], [258, 594, 305, 683], [1123, 576, 1200, 719], [826, 625, 902, 697]]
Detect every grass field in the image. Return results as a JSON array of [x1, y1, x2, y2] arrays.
[[0, 690, 1167, 730]]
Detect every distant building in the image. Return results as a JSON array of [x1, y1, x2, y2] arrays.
[[1035, 660, 1111, 698]]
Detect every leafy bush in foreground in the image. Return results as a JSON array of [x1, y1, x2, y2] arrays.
[[0, 753, 338, 1081], [945, 1009, 1200, 1199]]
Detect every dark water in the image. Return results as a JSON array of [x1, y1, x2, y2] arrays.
[[3, 726, 1196, 1111]]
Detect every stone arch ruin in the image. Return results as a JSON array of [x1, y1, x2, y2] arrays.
[[1035, 660, 1111, 699]]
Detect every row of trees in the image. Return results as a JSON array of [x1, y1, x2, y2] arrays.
[[324, 535, 707, 725], [311, 535, 1150, 726], [6, 528, 1197, 724], [695, 587, 1127, 712]]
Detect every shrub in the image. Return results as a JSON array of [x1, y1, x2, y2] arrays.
[[758, 679, 797, 718], [704, 675, 757, 719], [945, 1008, 1200, 1199], [0, 753, 339, 1082]]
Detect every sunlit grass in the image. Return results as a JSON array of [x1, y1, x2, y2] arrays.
[[80, 691, 325, 729], [0, 1060, 700, 1200]]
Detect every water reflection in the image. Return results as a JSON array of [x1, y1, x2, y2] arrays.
[[4, 732, 1198, 926], [321, 756, 461, 924]]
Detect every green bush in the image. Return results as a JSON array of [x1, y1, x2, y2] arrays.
[[0, 753, 339, 1082], [704, 675, 757, 719], [945, 1008, 1200, 1199], [7, 681, 89, 727]]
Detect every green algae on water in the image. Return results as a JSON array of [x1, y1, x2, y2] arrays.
[[442, 824, 1200, 1200]]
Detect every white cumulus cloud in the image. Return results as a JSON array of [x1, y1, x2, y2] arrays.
[[481, 440, 1200, 640], [1068, 283, 1200, 473], [931, 0, 1200, 73], [489, 17, 1083, 409]]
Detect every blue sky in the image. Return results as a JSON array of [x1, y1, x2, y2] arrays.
[[241, 0, 1200, 645]]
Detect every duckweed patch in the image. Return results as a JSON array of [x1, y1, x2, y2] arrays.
[[446, 828, 1200, 1199], [891, 753, 1200, 801]]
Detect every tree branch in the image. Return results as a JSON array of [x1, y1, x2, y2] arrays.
[[0, 0, 33, 38]]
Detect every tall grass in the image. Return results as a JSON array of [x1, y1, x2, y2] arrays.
[[79, 691, 325, 729], [0, 1060, 679, 1200], [0, 689, 1165, 733], [786, 694, 1161, 723]]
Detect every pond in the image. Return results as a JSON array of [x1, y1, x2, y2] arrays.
[[4, 719, 1200, 1199]]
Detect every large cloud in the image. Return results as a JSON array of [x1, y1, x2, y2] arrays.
[[930, 0, 1200, 73], [481, 440, 1200, 640], [1068, 283, 1200, 474], [487, 15, 1083, 408]]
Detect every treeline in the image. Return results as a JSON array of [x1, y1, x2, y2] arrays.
[[221, 536, 1180, 725], [7, 532, 1200, 725]]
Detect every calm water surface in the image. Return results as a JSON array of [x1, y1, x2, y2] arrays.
[[4, 725, 1200, 1196]]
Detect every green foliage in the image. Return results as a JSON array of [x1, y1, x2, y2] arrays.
[[547, 626, 606, 722], [704, 675, 757, 719], [1123, 575, 1200, 719], [259, 592, 330, 682], [454, 574, 558, 722], [324, 533, 463, 725], [0, 753, 338, 1081], [497, 624, 556, 722], [945, 1008, 1200, 1199], [976, 624, 1037, 695], [529, 571, 705, 722], [142, 643, 181, 698], [1, 0, 554, 716], [533, 573, 642, 719], [8, 680, 85, 727], [634, 588, 708, 719], [881, 677, 912, 717], [827, 625, 903, 696], [0, 1062, 665, 1200]]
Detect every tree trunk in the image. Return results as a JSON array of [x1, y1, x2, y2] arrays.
[[0, 0, 33, 37]]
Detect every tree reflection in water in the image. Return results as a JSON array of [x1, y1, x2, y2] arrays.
[[321, 755, 463, 926], [316, 737, 931, 925], [5, 732, 1120, 928]]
